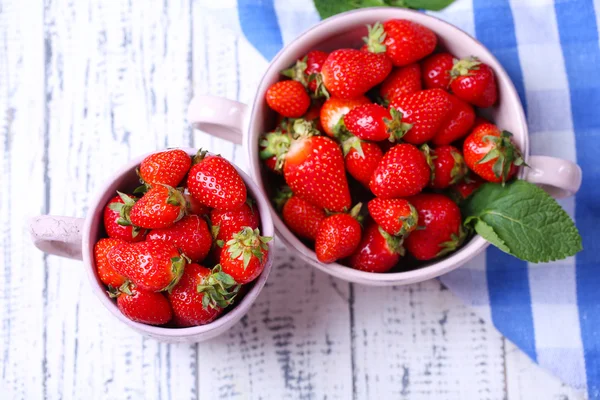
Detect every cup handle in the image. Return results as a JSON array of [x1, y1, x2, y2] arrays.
[[29, 216, 85, 260], [524, 155, 582, 198], [187, 95, 248, 145]]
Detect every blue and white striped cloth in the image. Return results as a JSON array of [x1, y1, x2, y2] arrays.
[[207, 0, 599, 397]]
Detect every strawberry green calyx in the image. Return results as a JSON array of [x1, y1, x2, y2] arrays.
[[281, 56, 309, 87], [420, 144, 437, 184], [363, 22, 387, 54], [164, 255, 187, 293], [192, 148, 209, 165], [437, 225, 467, 257], [273, 186, 293, 212], [450, 56, 481, 79], [133, 168, 150, 195], [450, 149, 468, 185], [384, 108, 412, 142], [378, 227, 406, 256], [197, 264, 241, 310], [107, 280, 133, 298], [259, 130, 292, 171], [310, 73, 330, 99], [333, 117, 352, 141], [349, 202, 363, 223], [341, 136, 365, 158], [291, 118, 320, 138], [396, 203, 419, 237], [226, 227, 273, 269], [162, 184, 187, 222], [109, 191, 142, 237], [476, 130, 527, 184]]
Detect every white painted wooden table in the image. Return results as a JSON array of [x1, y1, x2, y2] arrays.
[[0, 1, 587, 399]]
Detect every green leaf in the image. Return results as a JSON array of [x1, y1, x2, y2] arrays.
[[462, 180, 582, 263], [312, 0, 454, 19], [401, 0, 455, 11]]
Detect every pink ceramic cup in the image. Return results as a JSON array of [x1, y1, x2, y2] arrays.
[[186, 8, 582, 287], [29, 148, 275, 342]]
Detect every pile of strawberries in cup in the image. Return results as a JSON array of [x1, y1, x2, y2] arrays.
[[260, 19, 524, 273], [94, 149, 271, 326]]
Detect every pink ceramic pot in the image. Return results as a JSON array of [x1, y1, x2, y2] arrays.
[[187, 8, 582, 286], [29, 148, 275, 342]]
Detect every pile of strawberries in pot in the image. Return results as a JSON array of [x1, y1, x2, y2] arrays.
[[260, 19, 524, 273], [94, 149, 271, 327]]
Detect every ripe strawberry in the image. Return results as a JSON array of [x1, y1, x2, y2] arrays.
[[211, 201, 260, 243], [404, 194, 464, 260], [369, 143, 430, 198], [422, 144, 468, 189], [348, 222, 404, 273], [282, 50, 329, 95], [367, 198, 418, 237], [380, 64, 422, 104], [315, 204, 363, 263], [259, 130, 292, 172], [184, 192, 211, 216], [109, 282, 172, 325], [343, 137, 384, 187], [266, 80, 311, 118], [169, 264, 240, 327], [220, 227, 272, 284], [283, 135, 351, 212], [432, 94, 475, 146], [138, 149, 191, 188], [187, 151, 247, 211], [129, 185, 186, 229], [281, 194, 326, 241], [94, 238, 127, 287], [450, 57, 498, 108], [422, 52, 455, 90], [108, 240, 186, 292], [321, 49, 392, 99], [343, 104, 411, 142], [390, 89, 453, 144], [104, 194, 146, 242], [449, 175, 485, 203], [463, 123, 525, 183], [320, 96, 370, 137], [147, 215, 212, 263]]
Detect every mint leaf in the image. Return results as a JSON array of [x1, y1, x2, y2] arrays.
[[312, 0, 455, 19], [462, 180, 582, 263]]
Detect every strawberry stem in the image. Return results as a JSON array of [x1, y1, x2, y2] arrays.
[[362, 22, 387, 54]]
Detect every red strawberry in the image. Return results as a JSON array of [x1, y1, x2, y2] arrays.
[[380, 64, 422, 104], [109, 282, 172, 325], [266, 80, 311, 118], [108, 241, 186, 292], [343, 103, 411, 142], [104, 194, 146, 242], [463, 123, 525, 183], [315, 204, 363, 263], [220, 227, 272, 284], [147, 215, 212, 263], [367, 198, 418, 237], [129, 185, 186, 229], [432, 94, 475, 146], [449, 175, 485, 203], [283, 135, 351, 212], [280, 194, 326, 241], [321, 49, 392, 99], [211, 201, 260, 243], [404, 194, 464, 260], [169, 264, 240, 327], [139, 149, 191, 188], [348, 222, 404, 273], [390, 89, 453, 144], [259, 130, 292, 172], [320, 96, 371, 137], [187, 151, 247, 211], [184, 192, 211, 216], [369, 143, 430, 198], [422, 144, 468, 189], [343, 137, 384, 187], [450, 57, 498, 108], [282, 50, 329, 95], [94, 238, 127, 287], [422, 52, 455, 90]]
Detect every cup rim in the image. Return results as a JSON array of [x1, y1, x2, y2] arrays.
[[81, 147, 275, 337]]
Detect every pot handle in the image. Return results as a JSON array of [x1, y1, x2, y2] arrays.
[[29, 216, 85, 260], [187, 95, 248, 145], [524, 155, 582, 198]]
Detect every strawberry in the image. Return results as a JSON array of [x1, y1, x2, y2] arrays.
[[187, 151, 247, 211], [147, 215, 212, 263], [129, 185, 186, 229], [104, 194, 145, 242], [380, 64, 422, 104], [343, 137, 384, 187], [220, 227, 272, 284], [432, 94, 475, 146], [422, 144, 468, 189], [404, 194, 464, 260], [282, 50, 329, 95], [169, 264, 240, 327], [259, 130, 292, 172], [303, 101, 325, 131], [463, 123, 525, 183], [450, 57, 498, 108], [280, 193, 326, 241], [343, 104, 411, 142], [184, 192, 211, 216], [138, 149, 191, 188], [283, 135, 351, 212], [364, 20, 436, 67], [422, 52, 455, 90], [449, 175, 485, 203], [367, 198, 418, 237], [108, 241, 186, 292], [348, 222, 404, 273], [315, 204, 363, 263], [369, 143, 430, 198], [389, 89, 453, 145], [211, 201, 260, 243], [320, 96, 370, 137], [109, 282, 172, 325], [265, 80, 311, 118], [94, 238, 127, 287], [320, 49, 392, 99]]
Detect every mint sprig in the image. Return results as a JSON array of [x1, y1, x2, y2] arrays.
[[462, 180, 582, 263], [313, 0, 455, 19]]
